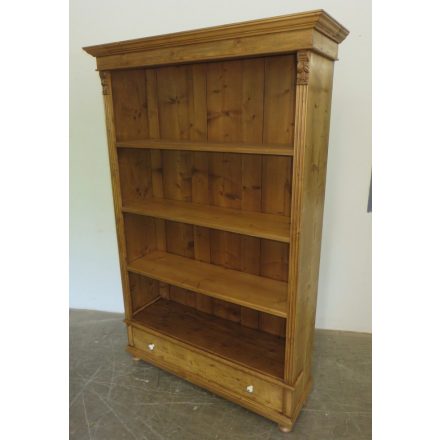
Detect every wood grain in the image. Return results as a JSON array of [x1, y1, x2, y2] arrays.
[[122, 198, 290, 242], [84, 11, 348, 70], [127, 250, 288, 318], [99, 71, 133, 319], [129, 272, 160, 313], [84, 10, 348, 57], [87, 11, 347, 430], [111, 69, 149, 141], [117, 148, 152, 204], [283, 52, 335, 417], [132, 324, 284, 410], [131, 298, 285, 378], [117, 138, 293, 156]]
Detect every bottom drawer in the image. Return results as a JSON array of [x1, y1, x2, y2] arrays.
[[132, 326, 284, 413]]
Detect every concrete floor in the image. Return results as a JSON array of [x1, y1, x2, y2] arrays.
[[70, 309, 371, 440]]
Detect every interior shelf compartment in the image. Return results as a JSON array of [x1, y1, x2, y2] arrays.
[[122, 198, 290, 243], [116, 138, 294, 156], [131, 298, 285, 379], [127, 250, 288, 318]]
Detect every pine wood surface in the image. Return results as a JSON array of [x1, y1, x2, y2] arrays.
[[131, 298, 285, 378], [117, 138, 294, 156], [122, 198, 290, 243], [83, 10, 348, 69], [127, 250, 288, 317], [85, 10, 348, 431], [284, 52, 336, 415], [130, 325, 284, 412]]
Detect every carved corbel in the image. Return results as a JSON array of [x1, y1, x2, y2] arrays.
[[296, 51, 310, 85], [99, 71, 111, 95]]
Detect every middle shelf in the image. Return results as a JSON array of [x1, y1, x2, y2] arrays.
[[122, 198, 290, 243], [127, 251, 288, 318]]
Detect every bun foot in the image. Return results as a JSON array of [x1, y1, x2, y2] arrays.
[[132, 357, 141, 361], [278, 424, 292, 433]]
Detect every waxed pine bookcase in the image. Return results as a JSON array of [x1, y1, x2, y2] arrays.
[[84, 10, 348, 432]]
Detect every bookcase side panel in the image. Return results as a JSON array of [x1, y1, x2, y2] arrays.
[[100, 71, 133, 319], [284, 52, 335, 413]]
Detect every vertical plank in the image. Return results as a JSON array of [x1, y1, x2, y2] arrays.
[[192, 152, 210, 204], [210, 230, 243, 269], [165, 220, 195, 258], [192, 151, 213, 312], [263, 55, 295, 145], [124, 214, 157, 262], [260, 240, 289, 281], [240, 59, 265, 329], [259, 55, 295, 336], [162, 150, 193, 202], [146, 68, 169, 299], [156, 65, 195, 280], [210, 298, 242, 323], [145, 68, 160, 138], [188, 64, 208, 141], [150, 147, 168, 298], [207, 62, 243, 209], [241, 58, 265, 143], [207, 60, 242, 142], [262, 156, 292, 216], [145, 69, 163, 201], [111, 69, 149, 141], [207, 60, 243, 321], [240, 235, 261, 329], [168, 286, 197, 308], [259, 313, 287, 337], [129, 273, 160, 313], [223, 153, 242, 209], [188, 64, 213, 313], [117, 148, 152, 204], [262, 54, 295, 216], [157, 65, 190, 140], [146, 67, 164, 205]]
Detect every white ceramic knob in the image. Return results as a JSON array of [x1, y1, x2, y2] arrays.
[[148, 343, 155, 351], [246, 385, 254, 393]]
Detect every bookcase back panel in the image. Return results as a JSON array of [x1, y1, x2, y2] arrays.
[[112, 54, 296, 144], [112, 69, 150, 141], [115, 55, 295, 343], [111, 55, 296, 143], [117, 148, 292, 217], [129, 272, 160, 313], [167, 285, 286, 338], [123, 213, 288, 280], [129, 271, 286, 338], [123, 213, 288, 336], [118, 148, 152, 202]]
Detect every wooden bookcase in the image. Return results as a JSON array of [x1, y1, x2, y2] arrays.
[[84, 10, 348, 432]]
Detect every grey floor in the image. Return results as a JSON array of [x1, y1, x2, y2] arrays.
[[70, 309, 371, 440]]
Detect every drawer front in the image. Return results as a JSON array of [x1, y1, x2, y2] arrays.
[[132, 327, 283, 412]]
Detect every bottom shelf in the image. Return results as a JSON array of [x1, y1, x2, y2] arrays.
[[131, 298, 285, 379]]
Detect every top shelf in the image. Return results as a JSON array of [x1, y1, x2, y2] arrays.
[[116, 139, 294, 156]]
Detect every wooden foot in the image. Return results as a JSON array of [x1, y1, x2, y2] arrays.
[[278, 424, 293, 433], [132, 356, 141, 361]]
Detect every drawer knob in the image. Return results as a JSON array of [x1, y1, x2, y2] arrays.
[[147, 343, 155, 351], [246, 385, 254, 393]]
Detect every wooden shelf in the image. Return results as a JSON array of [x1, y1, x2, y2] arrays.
[[116, 139, 294, 156], [132, 298, 285, 378], [127, 251, 288, 318], [122, 198, 290, 243]]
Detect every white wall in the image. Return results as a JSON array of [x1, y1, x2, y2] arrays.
[[70, 0, 371, 332]]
